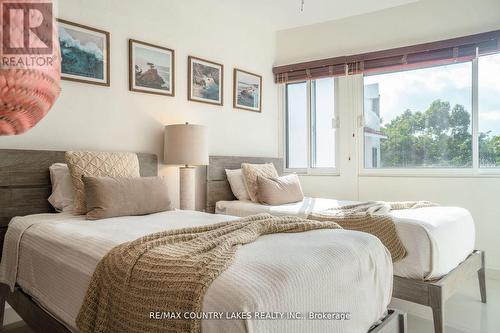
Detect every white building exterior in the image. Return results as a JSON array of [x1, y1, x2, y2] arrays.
[[363, 83, 385, 168]]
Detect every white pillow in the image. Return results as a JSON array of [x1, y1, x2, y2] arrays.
[[225, 169, 250, 201], [48, 163, 75, 212]]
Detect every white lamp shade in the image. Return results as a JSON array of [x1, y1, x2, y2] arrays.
[[164, 124, 209, 165]]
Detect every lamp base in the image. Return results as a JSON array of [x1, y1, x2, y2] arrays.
[[179, 166, 196, 210]]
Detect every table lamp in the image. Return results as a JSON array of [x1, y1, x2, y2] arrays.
[[164, 123, 208, 210]]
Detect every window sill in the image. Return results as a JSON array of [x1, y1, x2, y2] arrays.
[[359, 169, 500, 178], [285, 168, 340, 177]]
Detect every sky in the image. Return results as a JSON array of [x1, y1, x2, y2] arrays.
[[237, 71, 260, 86], [478, 53, 500, 135], [134, 45, 171, 68], [364, 53, 500, 135]]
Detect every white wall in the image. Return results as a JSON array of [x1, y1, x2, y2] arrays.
[[276, 0, 500, 65], [0, 0, 279, 209], [276, 0, 500, 270]]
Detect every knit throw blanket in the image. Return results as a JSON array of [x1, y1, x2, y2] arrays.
[[76, 213, 342, 333], [308, 201, 436, 262]]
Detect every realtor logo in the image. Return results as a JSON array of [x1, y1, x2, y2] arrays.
[[2, 1, 53, 55]]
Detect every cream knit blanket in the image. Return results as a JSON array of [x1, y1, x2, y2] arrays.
[[76, 213, 342, 333], [308, 201, 436, 262]]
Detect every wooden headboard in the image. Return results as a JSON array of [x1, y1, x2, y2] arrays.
[[0, 149, 158, 251], [205, 155, 283, 213]]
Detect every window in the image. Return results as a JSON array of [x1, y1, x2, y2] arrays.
[[363, 62, 473, 169], [286, 82, 308, 169], [312, 78, 336, 168], [479, 53, 500, 168], [286, 78, 337, 172]]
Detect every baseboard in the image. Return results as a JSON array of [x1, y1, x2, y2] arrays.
[[4, 303, 22, 326], [486, 268, 500, 280]]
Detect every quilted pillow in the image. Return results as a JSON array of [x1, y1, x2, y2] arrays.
[[241, 163, 278, 202], [65, 151, 140, 214]]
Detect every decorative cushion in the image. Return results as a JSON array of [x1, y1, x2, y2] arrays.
[[225, 169, 250, 201], [48, 163, 74, 212], [257, 174, 304, 205], [65, 151, 140, 214], [83, 176, 171, 220], [241, 163, 279, 202]]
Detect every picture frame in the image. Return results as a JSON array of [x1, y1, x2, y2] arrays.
[[57, 19, 110, 86], [233, 68, 262, 112], [129, 39, 175, 96], [188, 56, 223, 106]]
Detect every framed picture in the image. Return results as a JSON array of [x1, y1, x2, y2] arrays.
[[188, 56, 223, 105], [233, 68, 262, 112], [57, 19, 110, 86], [129, 39, 175, 96]]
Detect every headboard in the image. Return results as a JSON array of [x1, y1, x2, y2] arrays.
[[205, 155, 283, 213], [0, 149, 158, 251]]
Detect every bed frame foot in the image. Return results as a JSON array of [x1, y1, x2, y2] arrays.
[[0, 288, 5, 330], [431, 305, 444, 333], [478, 251, 487, 304], [429, 284, 444, 333]]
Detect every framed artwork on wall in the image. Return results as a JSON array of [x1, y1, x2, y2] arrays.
[[188, 56, 223, 106], [57, 19, 110, 86], [129, 39, 175, 96], [233, 68, 262, 112]]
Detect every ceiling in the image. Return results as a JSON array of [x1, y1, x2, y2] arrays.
[[219, 0, 419, 31]]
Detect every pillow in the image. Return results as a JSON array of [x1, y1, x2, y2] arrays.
[[241, 163, 279, 202], [83, 176, 171, 220], [65, 151, 140, 214], [225, 169, 250, 201], [48, 163, 74, 212], [257, 174, 304, 205]]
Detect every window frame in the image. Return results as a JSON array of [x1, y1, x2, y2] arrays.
[[358, 57, 500, 177], [284, 78, 340, 176]]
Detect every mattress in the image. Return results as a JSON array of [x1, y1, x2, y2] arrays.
[[216, 198, 476, 280], [0, 210, 392, 333]]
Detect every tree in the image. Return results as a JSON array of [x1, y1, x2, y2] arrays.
[[378, 99, 494, 168], [479, 132, 500, 167]]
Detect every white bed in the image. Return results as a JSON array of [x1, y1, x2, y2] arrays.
[[0, 209, 393, 333], [215, 197, 476, 280]]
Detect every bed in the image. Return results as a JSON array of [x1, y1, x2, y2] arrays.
[[206, 155, 487, 333], [0, 149, 406, 333]]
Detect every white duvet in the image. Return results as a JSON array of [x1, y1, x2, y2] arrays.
[[0, 210, 393, 333], [216, 197, 476, 280]]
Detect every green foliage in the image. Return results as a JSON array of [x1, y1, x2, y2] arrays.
[[479, 132, 500, 167], [379, 99, 500, 168]]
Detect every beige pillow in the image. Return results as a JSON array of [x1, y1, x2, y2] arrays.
[[257, 174, 304, 205], [65, 151, 140, 214], [83, 176, 171, 220], [241, 163, 279, 202]]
